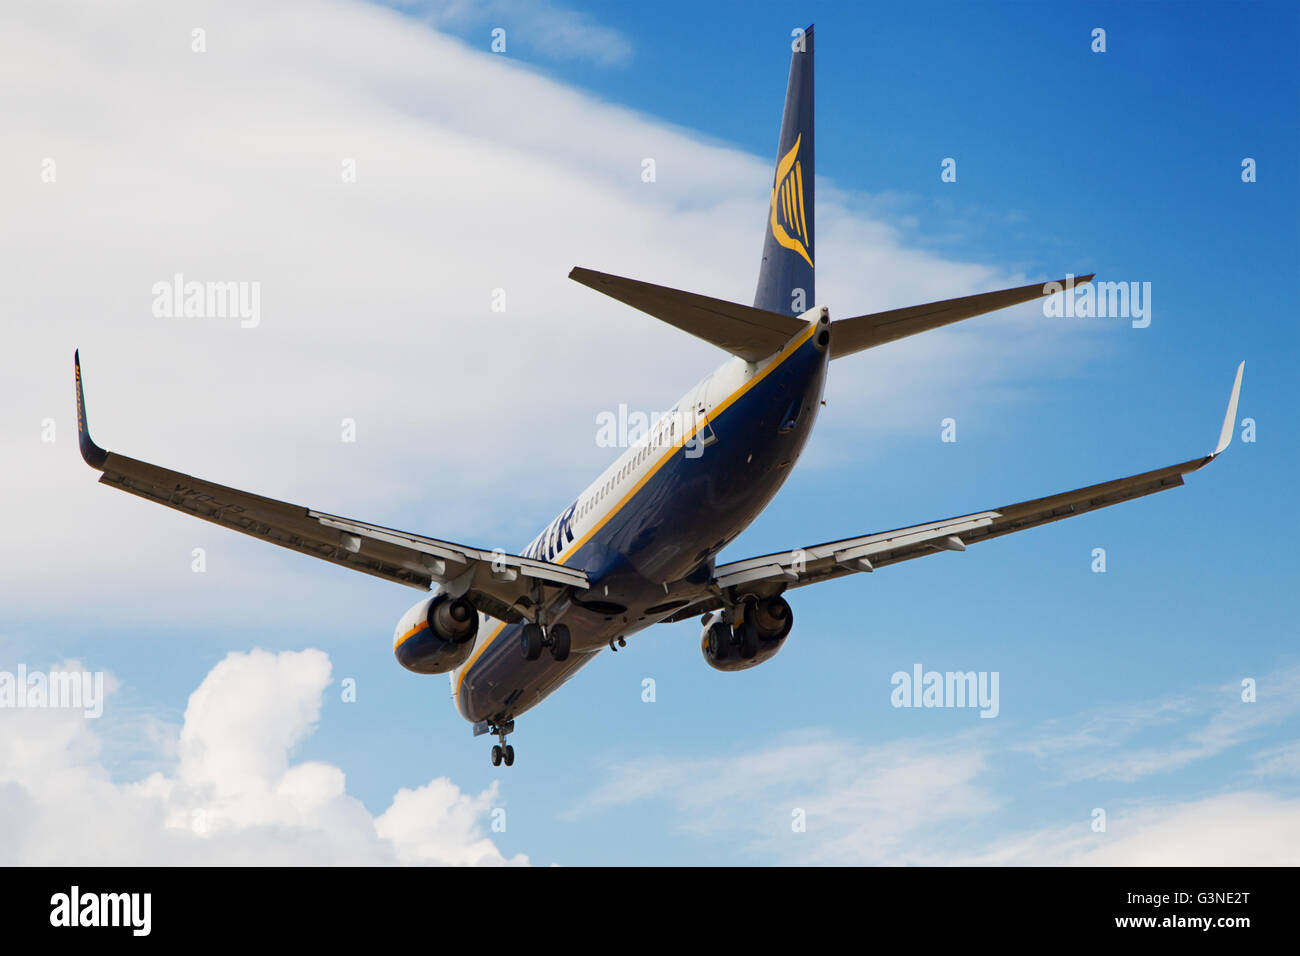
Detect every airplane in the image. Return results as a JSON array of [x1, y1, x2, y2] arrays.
[[74, 25, 1243, 767]]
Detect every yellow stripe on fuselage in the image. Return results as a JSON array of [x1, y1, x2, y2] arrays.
[[452, 320, 821, 703]]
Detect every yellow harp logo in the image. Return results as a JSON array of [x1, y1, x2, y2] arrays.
[[769, 133, 813, 268]]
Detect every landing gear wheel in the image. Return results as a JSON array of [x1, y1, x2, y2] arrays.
[[738, 620, 759, 659], [549, 624, 571, 662], [521, 623, 544, 661], [503, 745, 515, 767], [491, 745, 503, 767]]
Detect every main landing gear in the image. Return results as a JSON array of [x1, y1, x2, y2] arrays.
[[487, 720, 516, 767], [520, 622, 571, 662]]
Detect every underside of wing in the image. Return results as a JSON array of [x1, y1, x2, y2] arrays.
[[666, 362, 1244, 620], [74, 352, 587, 623]]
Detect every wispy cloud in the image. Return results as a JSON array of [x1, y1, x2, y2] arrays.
[[393, 0, 634, 66], [572, 666, 1300, 864], [952, 792, 1300, 866], [572, 729, 999, 864], [1250, 740, 1300, 778], [1019, 665, 1300, 782]]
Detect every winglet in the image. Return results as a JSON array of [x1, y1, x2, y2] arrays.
[[1212, 361, 1245, 458], [74, 350, 108, 469]]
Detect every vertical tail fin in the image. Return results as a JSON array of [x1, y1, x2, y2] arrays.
[[753, 24, 814, 317]]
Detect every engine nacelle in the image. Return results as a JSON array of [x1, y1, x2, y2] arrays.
[[700, 595, 794, 672], [393, 592, 480, 674]]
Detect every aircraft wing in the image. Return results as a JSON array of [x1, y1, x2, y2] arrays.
[[667, 363, 1243, 619], [73, 353, 587, 623]]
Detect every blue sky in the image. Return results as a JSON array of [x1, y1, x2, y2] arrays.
[[1, 0, 1297, 864]]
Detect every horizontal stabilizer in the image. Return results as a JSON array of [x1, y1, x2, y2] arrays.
[[570, 267, 805, 362], [829, 274, 1095, 359]]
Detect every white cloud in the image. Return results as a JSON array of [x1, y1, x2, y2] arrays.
[[1019, 665, 1300, 782], [1251, 740, 1300, 778], [402, 0, 635, 66], [0, 648, 527, 865], [954, 793, 1300, 866], [574, 730, 1000, 865]]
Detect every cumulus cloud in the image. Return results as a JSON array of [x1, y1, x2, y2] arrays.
[[0, 648, 527, 865]]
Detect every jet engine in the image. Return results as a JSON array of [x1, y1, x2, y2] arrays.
[[393, 592, 480, 674], [700, 595, 794, 672]]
